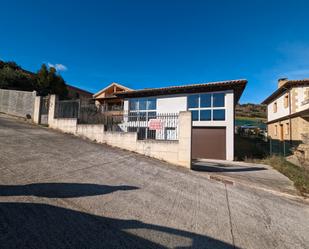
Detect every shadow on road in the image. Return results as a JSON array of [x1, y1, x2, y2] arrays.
[[0, 183, 138, 198], [192, 163, 266, 173], [0, 202, 238, 249]]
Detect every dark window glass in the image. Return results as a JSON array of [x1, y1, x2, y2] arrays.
[[146, 128, 156, 139], [213, 93, 225, 107], [200, 94, 211, 107], [129, 99, 138, 110], [139, 111, 147, 121], [147, 112, 157, 121], [188, 95, 199, 108], [191, 110, 199, 121], [213, 109, 225, 120], [139, 99, 147, 110], [147, 98, 157, 110], [200, 110, 211, 120], [137, 127, 146, 140]]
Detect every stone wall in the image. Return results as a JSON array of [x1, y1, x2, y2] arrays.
[[0, 88, 36, 119]]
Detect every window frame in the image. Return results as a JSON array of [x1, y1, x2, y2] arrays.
[[187, 92, 226, 121], [273, 102, 278, 113]]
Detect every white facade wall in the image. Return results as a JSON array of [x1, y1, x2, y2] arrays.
[[297, 86, 309, 112], [267, 93, 290, 122], [123, 90, 235, 160], [267, 86, 309, 122]]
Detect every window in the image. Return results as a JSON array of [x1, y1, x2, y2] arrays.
[[192, 110, 199, 121], [213, 110, 225, 120], [188, 95, 199, 108], [273, 102, 277, 113], [128, 98, 157, 139], [213, 93, 225, 107], [200, 94, 211, 107], [284, 94, 289, 108], [274, 125, 278, 136], [200, 110, 211, 121], [286, 123, 290, 135], [129, 99, 138, 110], [187, 93, 226, 121], [129, 98, 157, 112]]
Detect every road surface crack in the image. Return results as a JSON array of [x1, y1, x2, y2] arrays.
[[225, 184, 236, 249]]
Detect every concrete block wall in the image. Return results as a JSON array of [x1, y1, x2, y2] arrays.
[[33, 96, 41, 124], [47, 95, 192, 168], [0, 88, 36, 119], [77, 124, 105, 142]]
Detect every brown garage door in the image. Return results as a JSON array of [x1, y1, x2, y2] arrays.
[[192, 127, 226, 160]]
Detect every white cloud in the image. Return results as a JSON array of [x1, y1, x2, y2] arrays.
[[47, 63, 68, 72]]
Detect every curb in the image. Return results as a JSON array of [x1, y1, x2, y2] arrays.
[[201, 172, 309, 204]]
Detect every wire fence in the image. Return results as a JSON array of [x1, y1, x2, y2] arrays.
[[235, 133, 300, 160]]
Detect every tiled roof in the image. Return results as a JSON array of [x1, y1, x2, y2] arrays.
[[262, 79, 309, 105], [115, 79, 247, 103]]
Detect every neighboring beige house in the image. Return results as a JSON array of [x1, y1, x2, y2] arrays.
[[93, 83, 132, 114], [262, 78, 309, 160]]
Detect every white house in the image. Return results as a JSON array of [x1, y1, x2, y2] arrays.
[[116, 79, 247, 161]]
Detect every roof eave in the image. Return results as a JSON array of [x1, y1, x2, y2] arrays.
[[115, 80, 247, 103]]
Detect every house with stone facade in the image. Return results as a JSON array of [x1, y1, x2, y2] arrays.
[[262, 78, 309, 161]]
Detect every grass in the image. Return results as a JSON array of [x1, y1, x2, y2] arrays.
[[235, 116, 266, 121], [260, 156, 309, 195], [235, 135, 268, 160]]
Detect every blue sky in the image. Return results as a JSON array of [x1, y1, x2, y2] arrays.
[[1, 0, 309, 103]]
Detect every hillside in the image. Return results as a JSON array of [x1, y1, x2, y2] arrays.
[[235, 103, 267, 119], [0, 61, 36, 91], [0, 60, 67, 97]]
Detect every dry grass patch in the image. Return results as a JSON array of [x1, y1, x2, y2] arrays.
[[260, 156, 309, 196]]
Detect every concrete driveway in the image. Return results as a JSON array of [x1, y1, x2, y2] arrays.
[[192, 159, 299, 197], [0, 114, 309, 249]]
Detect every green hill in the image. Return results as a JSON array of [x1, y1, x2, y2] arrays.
[[0, 60, 67, 98]]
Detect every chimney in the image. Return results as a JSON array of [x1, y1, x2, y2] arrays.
[[278, 78, 288, 88]]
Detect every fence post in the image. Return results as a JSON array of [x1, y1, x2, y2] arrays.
[[283, 140, 286, 156], [48, 95, 58, 127], [269, 138, 272, 156], [178, 111, 192, 169], [33, 96, 41, 124]]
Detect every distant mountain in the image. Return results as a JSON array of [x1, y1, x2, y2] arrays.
[[236, 103, 267, 119]]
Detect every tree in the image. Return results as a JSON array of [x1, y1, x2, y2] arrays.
[[36, 64, 68, 98]]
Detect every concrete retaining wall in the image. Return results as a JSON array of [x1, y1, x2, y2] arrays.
[[48, 95, 192, 168], [0, 88, 36, 119]]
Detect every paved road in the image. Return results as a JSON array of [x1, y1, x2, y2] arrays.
[[0, 115, 308, 249]]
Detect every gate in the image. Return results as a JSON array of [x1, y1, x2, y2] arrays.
[[39, 96, 50, 125]]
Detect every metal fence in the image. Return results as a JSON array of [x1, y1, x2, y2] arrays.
[[125, 112, 179, 140], [54, 98, 179, 140], [269, 139, 295, 157], [55, 99, 79, 118]]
